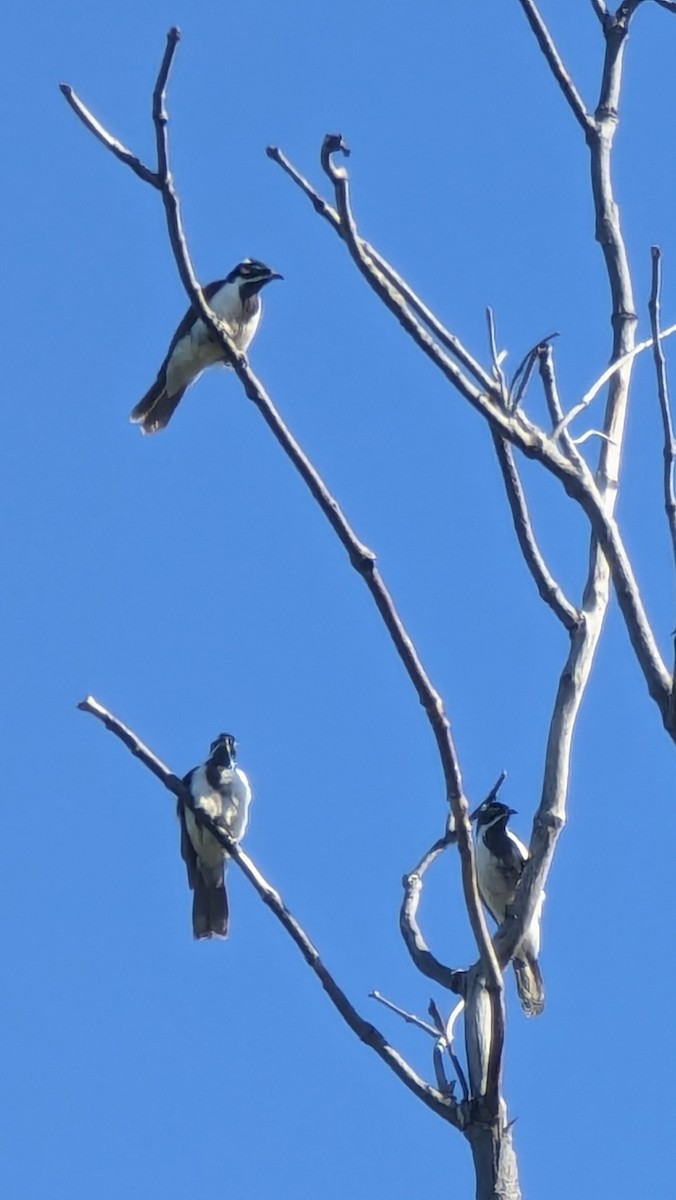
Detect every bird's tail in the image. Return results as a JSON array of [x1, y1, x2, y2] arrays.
[[130, 380, 186, 435], [192, 876, 229, 940], [513, 953, 545, 1017]]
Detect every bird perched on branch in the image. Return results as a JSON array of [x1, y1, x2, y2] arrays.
[[177, 733, 252, 940], [130, 258, 282, 433], [472, 797, 545, 1017]]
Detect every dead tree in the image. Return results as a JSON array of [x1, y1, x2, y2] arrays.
[[62, 4, 676, 1197]]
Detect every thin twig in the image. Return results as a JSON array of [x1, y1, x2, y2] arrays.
[[433, 1044, 454, 1096], [515, 0, 592, 133], [552, 324, 676, 443], [572, 429, 614, 447], [370, 991, 439, 1038], [509, 332, 558, 412], [266, 145, 494, 393], [429, 999, 470, 1102], [485, 307, 509, 403], [648, 248, 676, 572], [78, 697, 460, 1125], [537, 344, 584, 469], [491, 432, 579, 630], [648, 247, 676, 731], [369, 991, 468, 1100], [59, 84, 159, 187]]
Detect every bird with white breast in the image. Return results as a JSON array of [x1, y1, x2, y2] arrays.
[[130, 258, 282, 433]]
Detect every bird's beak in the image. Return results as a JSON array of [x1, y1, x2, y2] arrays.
[[468, 805, 482, 822], [266, 270, 283, 282]]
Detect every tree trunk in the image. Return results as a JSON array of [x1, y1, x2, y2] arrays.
[[465, 1112, 520, 1200]]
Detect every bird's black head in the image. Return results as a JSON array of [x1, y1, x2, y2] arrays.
[[229, 258, 283, 300], [209, 732, 238, 767], [471, 799, 516, 830]]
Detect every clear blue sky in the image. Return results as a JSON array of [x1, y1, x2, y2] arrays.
[[3, 3, 675, 1196]]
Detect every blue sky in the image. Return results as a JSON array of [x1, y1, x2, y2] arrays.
[[3, 2, 676, 1196]]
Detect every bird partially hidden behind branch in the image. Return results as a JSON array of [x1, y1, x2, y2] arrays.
[[130, 258, 282, 433], [177, 733, 252, 940], [471, 797, 545, 1017]]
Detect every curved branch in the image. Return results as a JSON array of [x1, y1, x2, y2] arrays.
[[399, 834, 467, 995], [78, 696, 460, 1126]]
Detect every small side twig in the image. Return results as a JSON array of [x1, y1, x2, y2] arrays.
[[78, 696, 460, 1125], [370, 991, 439, 1038], [58, 85, 160, 187], [429, 999, 470, 1103], [551, 324, 676, 444], [648, 248, 676, 573], [485, 307, 509, 405], [509, 332, 558, 412], [491, 432, 580, 630], [648, 247, 676, 731], [515, 0, 592, 134]]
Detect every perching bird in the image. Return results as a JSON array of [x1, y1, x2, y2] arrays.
[[472, 798, 545, 1017], [130, 258, 282, 434], [177, 733, 252, 940]]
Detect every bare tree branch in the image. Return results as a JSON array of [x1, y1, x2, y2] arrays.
[[648, 246, 676, 731], [370, 991, 440, 1038], [590, 0, 609, 23], [648, 248, 676, 574], [429, 998, 470, 1103], [485, 307, 509, 404], [78, 696, 460, 1125], [59, 84, 160, 187], [551, 324, 676, 443], [538, 343, 585, 468], [515, 0, 592, 133], [399, 833, 467, 995], [432, 1043, 454, 1096], [509, 332, 558, 412], [266, 144, 494, 392], [491, 432, 580, 629]]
